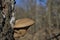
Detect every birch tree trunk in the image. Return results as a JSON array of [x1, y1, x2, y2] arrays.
[[0, 0, 15, 40]]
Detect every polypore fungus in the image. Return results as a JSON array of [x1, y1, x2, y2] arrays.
[[14, 29, 27, 38], [13, 18, 35, 38]]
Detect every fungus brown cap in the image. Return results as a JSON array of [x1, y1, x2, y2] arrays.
[[14, 29, 27, 38], [13, 18, 35, 28]]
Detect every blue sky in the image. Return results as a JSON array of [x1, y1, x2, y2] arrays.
[[16, 0, 47, 6], [15, 0, 22, 5], [37, 0, 47, 6]]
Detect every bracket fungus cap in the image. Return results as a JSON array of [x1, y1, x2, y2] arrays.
[[13, 18, 35, 28], [14, 29, 27, 38]]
